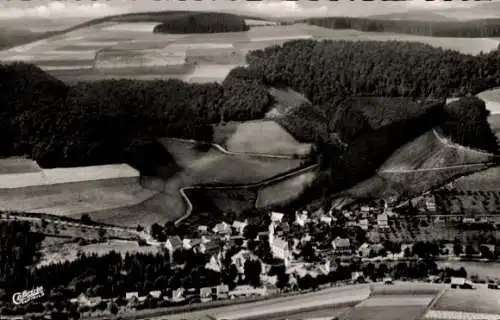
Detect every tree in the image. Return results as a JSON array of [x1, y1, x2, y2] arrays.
[[453, 243, 463, 256], [465, 244, 476, 256], [243, 224, 258, 240], [301, 242, 316, 262], [80, 214, 92, 224], [244, 260, 262, 287], [150, 223, 165, 242], [108, 302, 118, 315]]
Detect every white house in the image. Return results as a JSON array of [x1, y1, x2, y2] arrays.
[[215, 284, 229, 299], [426, 195, 436, 212], [165, 236, 183, 254], [212, 222, 232, 235], [199, 241, 221, 255], [232, 220, 248, 235], [377, 213, 389, 229], [271, 212, 284, 224], [149, 290, 161, 299], [205, 251, 223, 272], [332, 237, 351, 255], [358, 219, 369, 231], [295, 210, 309, 227], [125, 292, 139, 300], [271, 237, 291, 264], [200, 287, 213, 303], [171, 288, 185, 302], [197, 225, 208, 233], [182, 238, 201, 250], [231, 249, 259, 274]]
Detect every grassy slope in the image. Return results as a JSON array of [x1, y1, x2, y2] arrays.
[[92, 138, 302, 227], [266, 86, 311, 118], [218, 120, 312, 156], [432, 287, 500, 314], [338, 129, 495, 200]]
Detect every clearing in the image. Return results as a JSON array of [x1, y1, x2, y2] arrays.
[[266, 86, 312, 118], [256, 167, 319, 208], [214, 120, 312, 156], [477, 88, 500, 115], [448, 166, 500, 191]]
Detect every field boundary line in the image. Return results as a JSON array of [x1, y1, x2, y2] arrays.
[[379, 162, 493, 173], [165, 137, 305, 159], [174, 164, 319, 225], [419, 285, 448, 319]]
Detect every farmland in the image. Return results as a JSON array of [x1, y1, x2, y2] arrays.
[[2, 19, 500, 84], [214, 120, 312, 156], [94, 138, 302, 227], [431, 285, 500, 315], [256, 168, 319, 208], [434, 189, 500, 214]]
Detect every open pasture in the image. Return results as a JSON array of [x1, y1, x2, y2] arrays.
[[0, 157, 41, 174], [219, 120, 312, 156], [266, 86, 311, 118], [488, 114, 500, 141], [0, 178, 157, 217], [448, 166, 500, 191], [186, 64, 239, 83], [378, 130, 495, 172], [256, 168, 318, 208], [431, 286, 500, 315], [129, 138, 303, 223], [477, 88, 500, 115], [337, 306, 426, 320]]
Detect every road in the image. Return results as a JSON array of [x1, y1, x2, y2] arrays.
[[150, 284, 370, 320]]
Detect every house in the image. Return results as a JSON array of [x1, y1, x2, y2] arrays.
[[200, 287, 213, 303], [206, 251, 223, 272], [451, 277, 473, 289], [171, 288, 185, 301], [197, 225, 209, 233], [360, 206, 372, 214], [125, 292, 139, 300], [201, 234, 217, 243], [149, 290, 161, 299], [165, 236, 183, 254], [358, 219, 369, 231], [352, 272, 365, 283], [232, 220, 248, 235], [319, 215, 333, 225], [357, 242, 371, 257], [384, 277, 393, 284], [231, 250, 259, 274], [271, 212, 284, 224], [295, 210, 309, 227], [199, 241, 221, 255], [271, 237, 292, 263], [377, 213, 389, 229], [215, 284, 229, 300], [332, 237, 351, 255], [463, 217, 475, 224], [425, 195, 436, 212], [183, 238, 201, 250], [212, 222, 232, 235], [319, 258, 337, 275], [71, 293, 102, 307]]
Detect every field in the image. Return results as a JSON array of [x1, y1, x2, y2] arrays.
[[0, 160, 158, 221], [434, 189, 500, 214], [488, 114, 500, 142], [337, 128, 495, 201], [431, 286, 500, 315], [477, 89, 500, 115], [366, 216, 500, 243], [94, 139, 302, 226], [266, 86, 311, 118], [256, 168, 319, 208], [2, 21, 499, 84], [449, 166, 500, 191], [214, 120, 312, 156]]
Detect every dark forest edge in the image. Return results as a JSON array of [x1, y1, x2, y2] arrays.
[[153, 12, 250, 34], [303, 16, 500, 39]]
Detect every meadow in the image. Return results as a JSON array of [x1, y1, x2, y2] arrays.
[[449, 166, 500, 191], [256, 168, 318, 209], [92, 138, 302, 227], [431, 286, 500, 314], [266, 86, 311, 118], [214, 120, 312, 156]]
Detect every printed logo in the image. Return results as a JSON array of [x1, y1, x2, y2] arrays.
[[12, 287, 45, 305]]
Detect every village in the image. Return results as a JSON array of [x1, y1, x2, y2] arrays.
[[61, 193, 500, 317]]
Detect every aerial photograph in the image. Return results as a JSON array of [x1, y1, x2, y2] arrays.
[[1, 0, 500, 319]]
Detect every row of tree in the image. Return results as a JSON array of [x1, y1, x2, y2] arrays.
[[304, 17, 500, 38], [153, 12, 249, 34]]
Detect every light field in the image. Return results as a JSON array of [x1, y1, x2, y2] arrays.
[[431, 286, 500, 315], [478, 88, 500, 115], [449, 166, 500, 190], [2, 22, 497, 83], [0, 178, 157, 216], [436, 261, 500, 279], [256, 169, 318, 208], [222, 120, 312, 156]]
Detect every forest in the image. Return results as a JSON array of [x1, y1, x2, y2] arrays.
[[304, 17, 500, 38], [0, 63, 272, 169], [153, 12, 249, 34]]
